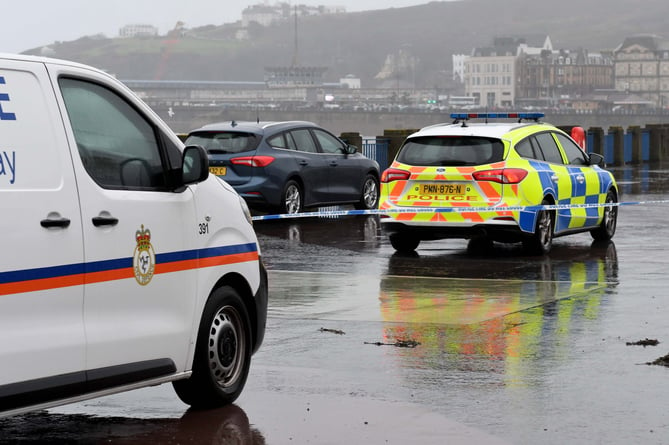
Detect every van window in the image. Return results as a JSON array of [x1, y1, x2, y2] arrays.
[[59, 78, 167, 190]]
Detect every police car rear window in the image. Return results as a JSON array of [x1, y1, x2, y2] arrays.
[[397, 136, 504, 166], [186, 132, 260, 154]]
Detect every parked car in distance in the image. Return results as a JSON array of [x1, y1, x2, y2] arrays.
[[185, 121, 380, 214], [379, 112, 618, 254]]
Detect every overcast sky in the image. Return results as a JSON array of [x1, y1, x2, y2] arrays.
[[1, 0, 433, 53]]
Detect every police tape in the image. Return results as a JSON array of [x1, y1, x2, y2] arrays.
[[251, 199, 669, 221]]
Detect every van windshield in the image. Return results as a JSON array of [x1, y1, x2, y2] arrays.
[[397, 136, 504, 166], [186, 132, 261, 154]]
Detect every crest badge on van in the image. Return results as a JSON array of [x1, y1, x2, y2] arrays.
[[133, 225, 155, 286]]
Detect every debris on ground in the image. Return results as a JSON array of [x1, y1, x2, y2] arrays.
[[626, 338, 660, 347], [319, 327, 345, 335], [364, 339, 421, 348], [647, 353, 669, 367]]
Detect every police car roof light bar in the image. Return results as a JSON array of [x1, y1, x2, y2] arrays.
[[451, 112, 545, 126]]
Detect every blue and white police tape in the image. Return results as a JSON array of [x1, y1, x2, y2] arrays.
[[251, 199, 669, 221]]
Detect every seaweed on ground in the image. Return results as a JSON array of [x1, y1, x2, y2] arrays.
[[647, 353, 669, 367], [626, 338, 659, 347]]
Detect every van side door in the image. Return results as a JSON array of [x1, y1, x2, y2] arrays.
[[52, 71, 199, 382], [0, 60, 86, 396]]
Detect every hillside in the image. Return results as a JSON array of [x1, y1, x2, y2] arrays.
[[24, 0, 669, 89]]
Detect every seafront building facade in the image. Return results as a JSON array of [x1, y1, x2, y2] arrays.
[[123, 34, 669, 112]]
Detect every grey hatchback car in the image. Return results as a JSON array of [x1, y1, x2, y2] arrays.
[[185, 121, 380, 214]]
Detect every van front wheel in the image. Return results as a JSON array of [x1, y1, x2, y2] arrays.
[[173, 286, 251, 408]]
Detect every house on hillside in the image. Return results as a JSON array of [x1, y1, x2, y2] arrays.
[[119, 24, 158, 38]]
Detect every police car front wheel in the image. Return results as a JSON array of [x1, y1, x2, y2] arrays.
[[591, 190, 617, 241], [173, 286, 252, 408], [523, 200, 554, 255]]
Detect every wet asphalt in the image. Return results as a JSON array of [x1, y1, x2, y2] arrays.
[[2, 165, 669, 444]]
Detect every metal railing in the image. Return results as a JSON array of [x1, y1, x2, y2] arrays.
[[362, 138, 390, 171]]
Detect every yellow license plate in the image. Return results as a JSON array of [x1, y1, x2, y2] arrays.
[[209, 166, 227, 176], [419, 183, 464, 195]]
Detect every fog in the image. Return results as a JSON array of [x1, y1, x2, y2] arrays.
[[1, 0, 438, 53]]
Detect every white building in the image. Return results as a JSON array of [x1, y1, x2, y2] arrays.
[[119, 24, 159, 38], [464, 36, 551, 108], [241, 2, 345, 27], [340, 74, 361, 89]]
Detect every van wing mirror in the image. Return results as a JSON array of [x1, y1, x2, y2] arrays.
[[182, 145, 209, 185]]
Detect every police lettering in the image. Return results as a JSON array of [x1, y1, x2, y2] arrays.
[[407, 194, 477, 201], [0, 151, 16, 184], [0, 76, 17, 121]]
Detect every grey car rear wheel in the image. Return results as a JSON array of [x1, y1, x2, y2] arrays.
[[281, 180, 303, 214], [355, 175, 379, 210]]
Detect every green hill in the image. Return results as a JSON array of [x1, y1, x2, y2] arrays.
[[24, 0, 669, 88]]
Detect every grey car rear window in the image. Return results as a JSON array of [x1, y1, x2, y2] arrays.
[[397, 136, 504, 166], [186, 132, 260, 154]]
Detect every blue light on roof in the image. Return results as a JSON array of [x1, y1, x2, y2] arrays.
[[450, 112, 545, 121]]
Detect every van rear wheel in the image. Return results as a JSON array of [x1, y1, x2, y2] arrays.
[[173, 286, 251, 408]]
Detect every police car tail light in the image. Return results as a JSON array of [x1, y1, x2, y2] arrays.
[[381, 168, 410, 183], [473, 168, 528, 184], [231, 155, 275, 167]]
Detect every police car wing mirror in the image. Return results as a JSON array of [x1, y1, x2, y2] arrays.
[[588, 152, 604, 167], [182, 145, 209, 185]]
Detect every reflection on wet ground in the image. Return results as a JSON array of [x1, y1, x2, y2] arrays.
[[0, 405, 265, 444], [612, 163, 669, 196]]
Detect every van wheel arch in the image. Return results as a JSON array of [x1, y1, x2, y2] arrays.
[[173, 276, 255, 408]]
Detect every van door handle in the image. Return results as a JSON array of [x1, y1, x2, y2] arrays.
[[92, 216, 119, 227], [40, 217, 71, 228]]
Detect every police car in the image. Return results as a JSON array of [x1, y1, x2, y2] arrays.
[[379, 113, 618, 254], [0, 53, 267, 416]]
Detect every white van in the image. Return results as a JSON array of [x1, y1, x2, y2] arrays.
[[0, 54, 268, 416]]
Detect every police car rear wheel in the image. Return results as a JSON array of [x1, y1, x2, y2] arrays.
[[523, 200, 554, 255], [389, 233, 420, 252], [355, 175, 379, 210], [173, 286, 251, 408], [591, 190, 617, 241]]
